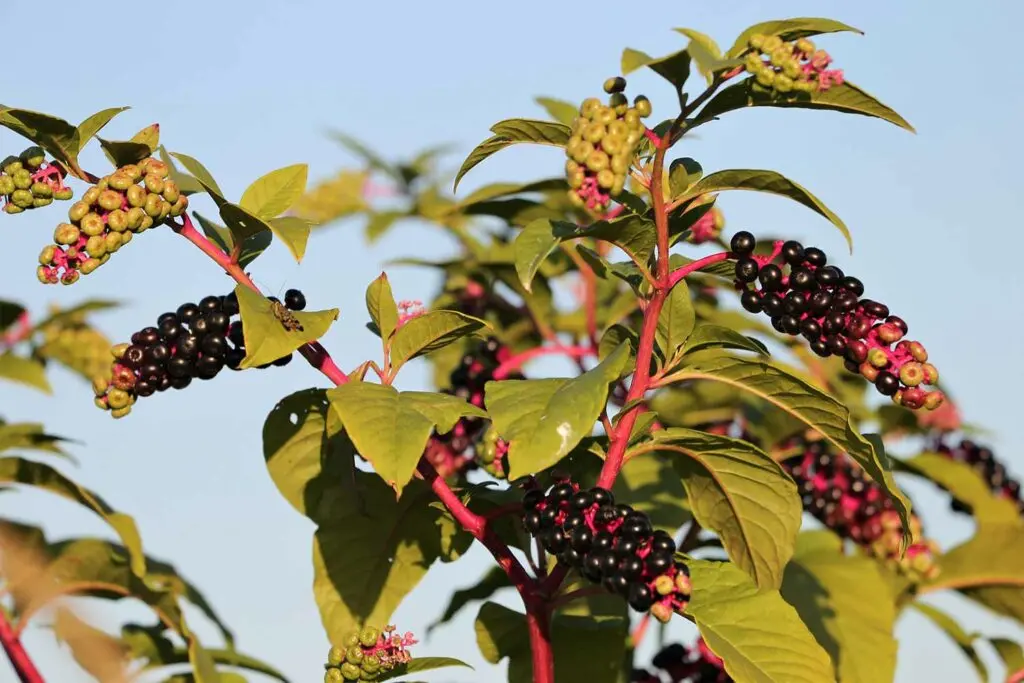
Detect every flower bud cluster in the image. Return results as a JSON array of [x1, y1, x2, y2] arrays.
[[1, 148, 73, 214], [742, 34, 844, 93], [685, 194, 725, 245], [324, 625, 416, 682]]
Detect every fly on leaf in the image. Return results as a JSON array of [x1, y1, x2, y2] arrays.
[[270, 299, 304, 332]]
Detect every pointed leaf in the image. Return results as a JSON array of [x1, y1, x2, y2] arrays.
[[366, 273, 400, 341], [376, 657, 473, 681], [682, 324, 769, 357], [991, 638, 1024, 681], [192, 212, 232, 254], [266, 215, 313, 261], [0, 108, 78, 165], [899, 453, 1021, 525], [612, 453, 691, 535], [669, 157, 704, 197], [239, 163, 308, 220], [656, 280, 696, 363], [130, 123, 160, 149], [727, 18, 863, 58], [328, 130, 400, 183], [621, 48, 692, 88], [535, 97, 579, 126], [169, 152, 225, 197], [454, 120, 571, 191], [514, 218, 564, 291], [75, 107, 129, 153], [922, 523, 1024, 595], [486, 344, 631, 479], [389, 310, 489, 375], [0, 422, 73, 458], [31, 299, 121, 330], [686, 558, 835, 683], [0, 353, 51, 394], [235, 285, 338, 369], [158, 147, 205, 196], [911, 602, 987, 682], [99, 137, 154, 168]]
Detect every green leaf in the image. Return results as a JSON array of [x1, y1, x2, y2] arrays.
[[621, 47, 692, 89], [239, 163, 308, 220], [454, 120, 571, 191], [534, 97, 579, 126], [376, 657, 473, 681], [669, 157, 704, 197], [663, 353, 912, 537], [727, 18, 863, 58], [235, 285, 339, 369], [0, 422, 74, 459], [695, 80, 914, 133], [686, 558, 835, 682], [682, 324, 769, 357], [0, 353, 51, 394], [678, 169, 851, 252], [781, 531, 897, 683], [910, 602, 987, 682], [192, 212, 233, 254], [486, 344, 631, 479], [898, 453, 1021, 525], [266, 215, 313, 262], [327, 383, 485, 493], [0, 108, 79, 165], [75, 107, 129, 153], [430, 566, 510, 631], [922, 523, 1024, 595], [169, 152, 225, 198], [475, 602, 627, 683], [31, 299, 121, 330], [99, 136, 153, 168], [656, 280, 696, 363], [991, 638, 1024, 681], [0, 457, 147, 577], [158, 146, 205, 196], [612, 453, 691, 535], [389, 310, 489, 375], [130, 123, 160, 149], [514, 218, 565, 292], [676, 28, 727, 84], [649, 429, 800, 588], [366, 272, 400, 340]]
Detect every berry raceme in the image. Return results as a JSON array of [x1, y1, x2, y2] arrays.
[[0, 147, 74, 215], [934, 438, 1024, 515], [730, 231, 944, 411], [92, 290, 305, 418], [632, 638, 729, 682], [565, 76, 652, 215], [781, 435, 940, 581], [36, 157, 188, 285], [742, 34, 844, 94], [324, 625, 416, 682], [522, 481, 691, 623]]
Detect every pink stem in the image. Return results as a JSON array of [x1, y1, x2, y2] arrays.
[[0, 610, 43, 683], [493, 345, 595, 380], [527, 611, 555, 683], [667, 251, 732, 288]]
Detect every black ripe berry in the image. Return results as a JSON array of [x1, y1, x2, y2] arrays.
[[740, 290, 762, 313], [735, 258, 759, 283], [730, 231, 756, 255], [757, 264, 783, 291], [284, 288, 307, 311], [803, 246, 827, 267], [781, 240, 804, 265]]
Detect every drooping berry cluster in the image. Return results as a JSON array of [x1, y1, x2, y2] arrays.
[[32, 306, 112, 383], [92, 289, 305, 418], [324, 625, 416, 682], [522, 481, 691, 623], [933, 438, 1024, 515], [686, 194, 725, 245], [0, 148, 73, 214], [565, 76, 651, 215], [37, 158, 188, 285], [742, 34, 844, 94], [424, 337, 518, 478], [632, 639, 729, 682], [782, 435, 939, 581], [731, 231, 943, 410]]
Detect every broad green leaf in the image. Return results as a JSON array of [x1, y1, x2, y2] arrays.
[[239, 163, 308, 220], [158, 146, 205, 196], [911, 602, 987, 682], [621, 47, 692, 88], [991, 638, 1024, 681], [430, 566, 510, 631], [0, 352, 51, 394], [613, 452, 691, 535], [169, 152, 225, 197], [676, 27, 723, 58], [99, 136, 153, 168], [0, 457, 147, 577], [686, 558, 834, 682], [218, 202, 269, 242], [454, 120, 571, 191], [656, 280, 696, 363], [781, 531, 897, 683], [662, 353, 912, 536], [598, 324, 638, 374], [535, 96, 579, 126], [682, 324, 770, 357], [364, 210, 406, 242], [486, 344, 631, 479], [31, 299, 121, 330], [192, 212, 233, 254], [266, 215, 313, 261], [727, 18, 863, 58], [475, 602, 627, 683], [695, 80, 914, 133], [0, 108, 78, 165], [75, 107, 129, 153], [389, 310, 489, 375], [649, 428, 800, 588], [366, 272, 400, 340], [922, 523, 1024, 595], [377, 657, 473, 681], [676, 28, 727, 84], [129, 637, 288, 682], [514, 218, 565, 291], [669, 157, 704, 197], [962, 586, 1024, 625], [327, 383, 485, 493], [454, 178, 567, 211], [0, 422, 73, 458], [235, 285, 339, 369], [898, 453, 1021, 525], [130, 123, 160, 149], [187, 639, 220, 683], [678, 169, 851, 251]]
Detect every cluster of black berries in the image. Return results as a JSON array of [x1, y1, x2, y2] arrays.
[[631, 639, 729, 682], [37, 158, 188, 285], [1, 148, 74, 214], [324, 625, 416, 682], [565, 76, 651, 215], [522, 481, 691, 623], [92, 289, 306, 418], [781, 434, 939, 581], [730, 231, 943, 411], [742, 34, 844, 94], [424, 336, 518, 478], [934, 438, 1024, 515]]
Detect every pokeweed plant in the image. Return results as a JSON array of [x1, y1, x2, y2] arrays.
[[2, 14, 1023, 683]]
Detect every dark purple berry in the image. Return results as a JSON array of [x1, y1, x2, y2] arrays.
[[761, 293, 785, 317], [782, 240, 805, 265], [809, 290, 832, 315], [571, 527, 593, 552], [735, 258, 759, 283], [862, 300, 889, 319], [803, 247, 827, 267], [122, 345, 146, 368], [176, 302, 199, 324], [589, 488, 614, 506], [169, 375, 192, 390], [758, 264, 784, 292], [645, 551, 673, 575], [167, 357, 193, 378], [800, 318, 822, 340], [572, 490, 594, 510], [174, 335, 200, 359], [200, 334, 227, 358], [199, 295, 222, 313], [741, 290, 763, 313], [783, 291, 808, 315], [790, 267, 815, 291], [730, 231, 756, 255], [628, 583, 654, 611], [841, 276, 864, 296], [523, 489, 544, 510], [284, 288, 306, 311], [875, 371, 900, 396], [144, 343, 170, 364], [816, 266, 841, 287], [138, 327, 161, 346], [196, 355, 224, 379], [222, 291, 240, 316]]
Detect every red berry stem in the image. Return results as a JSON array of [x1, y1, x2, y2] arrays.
[[667, 251, 732, 289], [0, 610, 44, 683]]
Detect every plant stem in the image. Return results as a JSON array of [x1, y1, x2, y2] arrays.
[[527, 610, 555, 683], [0, 610, 43, 683], [493, 344, 595, 380], [667, 251, 731, 288]]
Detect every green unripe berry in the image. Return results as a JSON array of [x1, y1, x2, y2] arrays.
[[567, 169, 585, 189], [85, 234, 107, 257], [82, 187, 101, 205], [745, 52, 764, 72], [923, 391, 944, 410], [360, 656, 381, 674], [170, 195, 188, 217], [107, 209, 128, 232], [54, 187, 74, 201], [611, 175, 625, 196], [654, 575, 675, 596], [61, 269, 80, 285], [126, 184, 147, 208], [20, 146, 45, 167], [104, 231, 122, 253], [580, 97, 601, 117], [610, 153, 631, 175], [867, 348, 890, 369], [32, 196, 53, 208], [794, 79, 817, 93], [774, 74, 794, 93], [343, 632, 360, 648], [98, 189, 123, 211], [80, 258, 102, 275], [144, 173, 165, 194], [54, 223, 81, 245], [120, 164, 142, 182], [108, 173, 133, 191], [762, 35, 783, 52], [782, 58, 802, 79], [68, 201, 90, 222], [139, 215, 155, 231], [161, 180, 180, 203], [602, 134, 623, 155], [603, 76, 627, 94], [327, 647, 347, 666], [921, 363, 939, 384], [3, 203, 24, 214], [111, 406, 132, 419], [80, 213, 106, 236], [770, 47, 791, 67], [748, 33, 767, 50], [13, 170, 33, 190], [99, 253, 111, 264], [675, 572, 692, 595], [111, 342, 129, 359], [596, 168, 616, 189], [144, 192, 163, 218], [567, 190, 585, 207], [144, 159, 170, 179], [586, 150, 609, 172], [120, 230, 133, 246], [1, 157, 21, 174], [12, 190, 34, 208], [340, 662, 361, 681], [755, 67, 776, 87], [94, 397, 110, 411], [358, 627, 380, 648], [795, 38, 815, 55], [609, 92, 628, 114], [39, 244, 57, 265], [623, 109, 641, 126], [325, 669, 344, 683], [633, 95, 652, 118], [95, 177, 109, 191], [0, 175, 14, 195], [650, 602, 673, 624], [571, 140, 594, 164], [36, 266, 52, 283], [898, 362, 924, 388], [92, 376, 110, 397], [582, 122, 605, 144], [157, 198, 172, 222], [126, 207, 146, 230], [596, 106, 617, 126], [345, 646, 364, 665]]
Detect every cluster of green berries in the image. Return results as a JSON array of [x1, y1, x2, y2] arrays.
[[33, 306, 113, 383], [324, 625, 416, 682], [0, 147, 74, 214], [565, 76, 651, 215], [37, 158, 188, 285], [742, 34, 845, 94], [476, 425, 509, 478]]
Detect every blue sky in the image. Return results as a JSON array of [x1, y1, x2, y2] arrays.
[[2, 1, 1023, 681]]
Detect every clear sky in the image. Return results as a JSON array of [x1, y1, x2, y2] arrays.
[[2, 1, 1023, 681]]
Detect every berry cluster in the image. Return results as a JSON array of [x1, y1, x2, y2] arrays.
[[424, 337, 518, 478], [742, 34, 844, 94], [632, 639, 729, 682], [686, 195, 725, 245], [37, 158, 188, 285], [324, 625, 416, 682], [731, 231, 943, 411], [0, 148, 73, 214], [522, 481, 691, 623], [781, 435, 939, 581], [565, 76, 652, 215], [92, 289, 306, 418], [33, 307, 112, 382], [934, 438, 1024, 515]]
